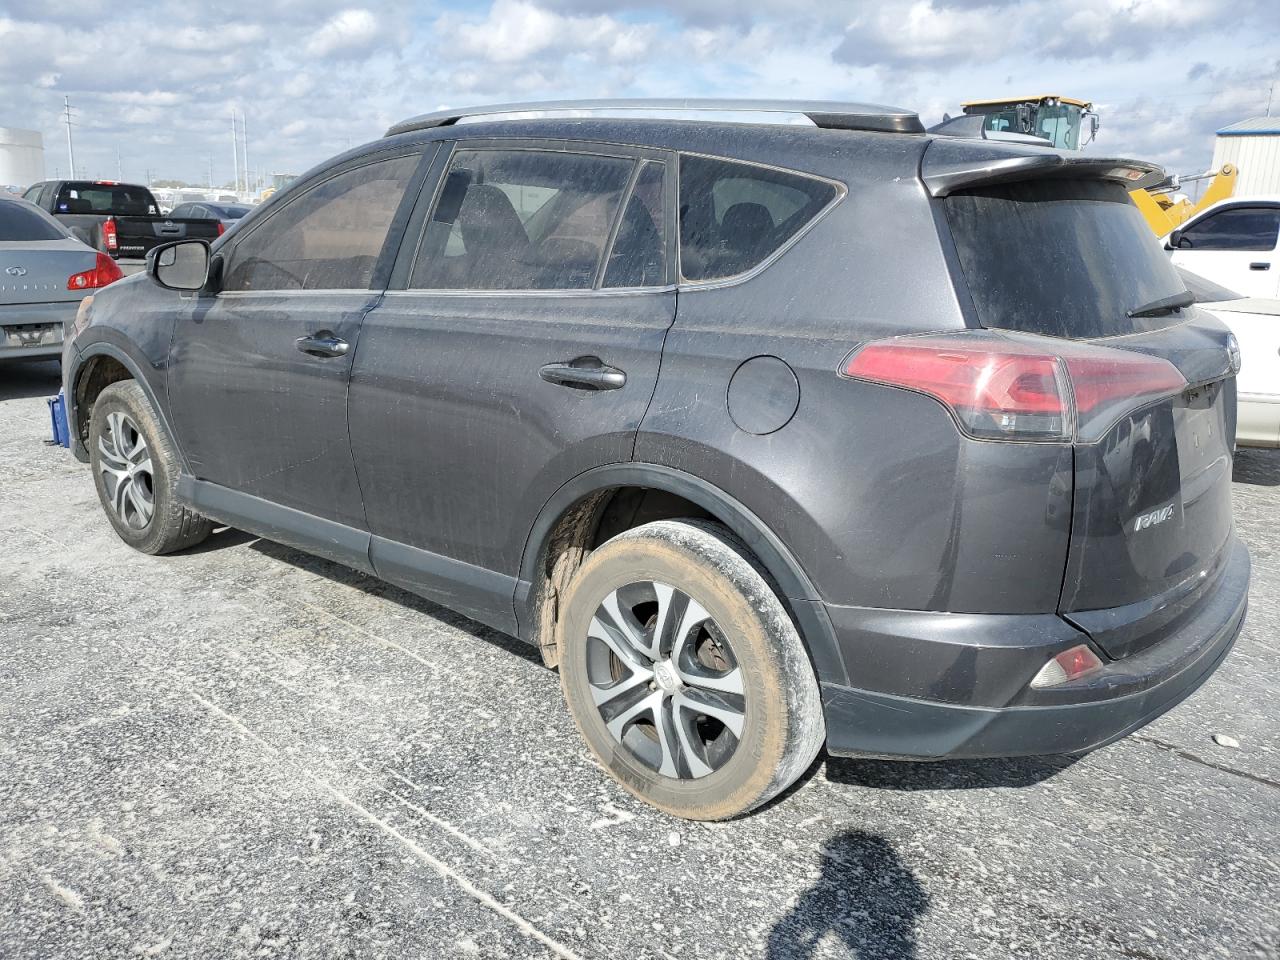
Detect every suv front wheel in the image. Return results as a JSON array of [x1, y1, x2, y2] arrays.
[[89, 380, 213, 555], [557, 519, 825, 820]]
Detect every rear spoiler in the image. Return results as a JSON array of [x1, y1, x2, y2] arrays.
[[921, 137, 1165, 197]]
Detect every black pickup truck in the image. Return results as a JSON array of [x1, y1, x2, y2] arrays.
[[21, 180, 223, 260]]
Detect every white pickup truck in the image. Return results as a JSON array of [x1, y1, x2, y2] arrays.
[[1166, 196, 1280, 299]]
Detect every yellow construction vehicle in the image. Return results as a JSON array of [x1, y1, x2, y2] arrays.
[[1128, 164, 1238, 236], [957, 94, 1239, 236], [960, 95, 1099, 151]]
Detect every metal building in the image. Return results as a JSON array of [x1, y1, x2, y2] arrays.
[[0, 127, 45, 188], [1212, 117, 1280, 194]]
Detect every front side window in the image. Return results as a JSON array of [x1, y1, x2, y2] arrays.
[[411, 149, 635, 291], [1179, 206, 1280, 251], [679, 155, 839, 282], [223, 154, 418, 292]]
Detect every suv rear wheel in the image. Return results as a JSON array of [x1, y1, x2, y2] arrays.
[[557, 519, 824, 820], [89, 381, 213, 555]]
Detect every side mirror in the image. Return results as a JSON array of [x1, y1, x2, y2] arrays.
[[148, 239, 210, 292], [1167, 229, 1190, 250]]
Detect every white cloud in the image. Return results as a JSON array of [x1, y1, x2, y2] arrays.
[[442, 0, 656, 65], [305, 8, 382, 58]]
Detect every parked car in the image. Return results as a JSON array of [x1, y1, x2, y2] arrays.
[[1180, 266, 1280, 447], [167, 201, 252, 232], [1, 194, 121, 363], [21, 180, 223, 260], [62, 99, 1249, 820], [1165, 195, 1280, 299]]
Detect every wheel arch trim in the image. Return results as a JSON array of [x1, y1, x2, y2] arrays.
[[69, 341, 186, 470], [515, 462, 848, 685]]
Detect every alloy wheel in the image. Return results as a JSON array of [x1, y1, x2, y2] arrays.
[[97, 411, 155, 530], [586, 581, 746, 780]]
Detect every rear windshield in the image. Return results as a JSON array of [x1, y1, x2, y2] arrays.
[[0, 201, 67, 241], [212, 204, 250, 219], [55, 183, 159, 217], [945, 179, 1187, 338]]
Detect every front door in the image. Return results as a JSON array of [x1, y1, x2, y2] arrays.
[[168, 151, 425, 561], [348, 142, 676, 629], [1171, 203, 1280, 299]]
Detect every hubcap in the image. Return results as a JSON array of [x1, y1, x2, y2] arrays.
[[586, 581, 745, 780], [97, 412, 155, 530]]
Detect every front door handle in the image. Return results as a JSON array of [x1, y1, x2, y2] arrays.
[[295, 332, 349, 358], [539, 356, 626, 391], [1249, 261, 1271, 271]]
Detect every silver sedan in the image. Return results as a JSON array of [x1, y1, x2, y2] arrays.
[[1, 194, 122, 363]]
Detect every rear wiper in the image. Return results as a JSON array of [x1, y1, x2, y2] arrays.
[[1127, 290, 1195, 318]]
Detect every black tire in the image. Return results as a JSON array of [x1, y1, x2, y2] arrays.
[[88, 380, 213, 555], [558, 519, 825, 820]]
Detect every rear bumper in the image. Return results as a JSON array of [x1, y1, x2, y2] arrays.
[[821, 538, 1249, 759], [1, 301, 77, 360]]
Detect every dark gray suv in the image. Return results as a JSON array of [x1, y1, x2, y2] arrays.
[[63, 99, 1250, 820]]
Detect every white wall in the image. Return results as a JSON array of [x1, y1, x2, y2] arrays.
[[0, 127, 45, 187], [1212, 134, 1280, 195]]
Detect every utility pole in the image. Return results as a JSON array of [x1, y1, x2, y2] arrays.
[[241, 110, 251, 195], [63, 96, 77, 180], [1267, 78, 1275, 118], [231, 111, 240, 194], [116, 148, 123, 181], [208, 156, 214, 190]]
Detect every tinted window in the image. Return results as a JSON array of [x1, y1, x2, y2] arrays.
[[679, 155, 838, 282], [0, 200, 67, 241], [603, 160, 667, 288], [55, 183, 158, 217], [169, 204, 191, 218], [224, 155, 418, 292], [413, 149, 633, 291], [1179, 206, 1280, 251], [211, 204, 250, 219], [945, 179, 1187, 339]]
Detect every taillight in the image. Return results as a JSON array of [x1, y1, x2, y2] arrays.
[[102, 217, 118, 252], [216, 221, 226, 237], [67, 253, 125, 291], [842, 333, 1187, 442]]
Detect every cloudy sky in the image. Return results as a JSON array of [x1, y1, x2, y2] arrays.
[[2, 0, 1277, 188]]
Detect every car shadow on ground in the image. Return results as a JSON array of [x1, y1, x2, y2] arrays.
[[766, 829, 929, 960], [242, 535, 545, 667], [0, 359, 61, 402], [1233, 447, 1280, 487], [825, 753, 1078, 790]]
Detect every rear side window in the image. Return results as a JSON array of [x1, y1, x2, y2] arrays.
[[412, 149, 635, 291], [678, 155, 839, 282], [603, 160, 667, 288], [945, 179, 1187, 339], [1178, 206, 1280, 251], [0, 201, 67, 241], [224, 154, 419, 291]]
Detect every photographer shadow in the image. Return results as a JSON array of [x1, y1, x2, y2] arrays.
[[766, 829, 929, 960]]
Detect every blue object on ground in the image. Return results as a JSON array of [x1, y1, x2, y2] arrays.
[[47, 391, 70, 448]]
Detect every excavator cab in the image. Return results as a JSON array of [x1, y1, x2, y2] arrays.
[[961, 95, 1099, 151]]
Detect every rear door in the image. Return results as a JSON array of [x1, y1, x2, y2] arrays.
[[941, 174, 1238, 658], [1170, 203, 1280, 299], [168, 149, 426, 562], [348, 140, 676, 629]]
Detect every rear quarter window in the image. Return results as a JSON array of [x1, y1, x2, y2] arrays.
[[678, 155, 839, 283]]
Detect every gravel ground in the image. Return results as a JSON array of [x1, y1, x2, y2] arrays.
[[2, 358, 1277, 960]]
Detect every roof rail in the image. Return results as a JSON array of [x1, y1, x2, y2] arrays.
[[384, 98, 925, 138]]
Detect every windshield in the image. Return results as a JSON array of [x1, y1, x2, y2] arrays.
[[944, 179, 1188, 339], [1177, 266, 1242, 304], [0, 200, 67, 241], [974, 103, 1083, 150], [55, 183, 159, 217]]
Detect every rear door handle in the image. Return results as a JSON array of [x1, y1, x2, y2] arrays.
[[1249, 261, 1271, 271], [295, 332, 349, 358], [539, 356, 626, 391]]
